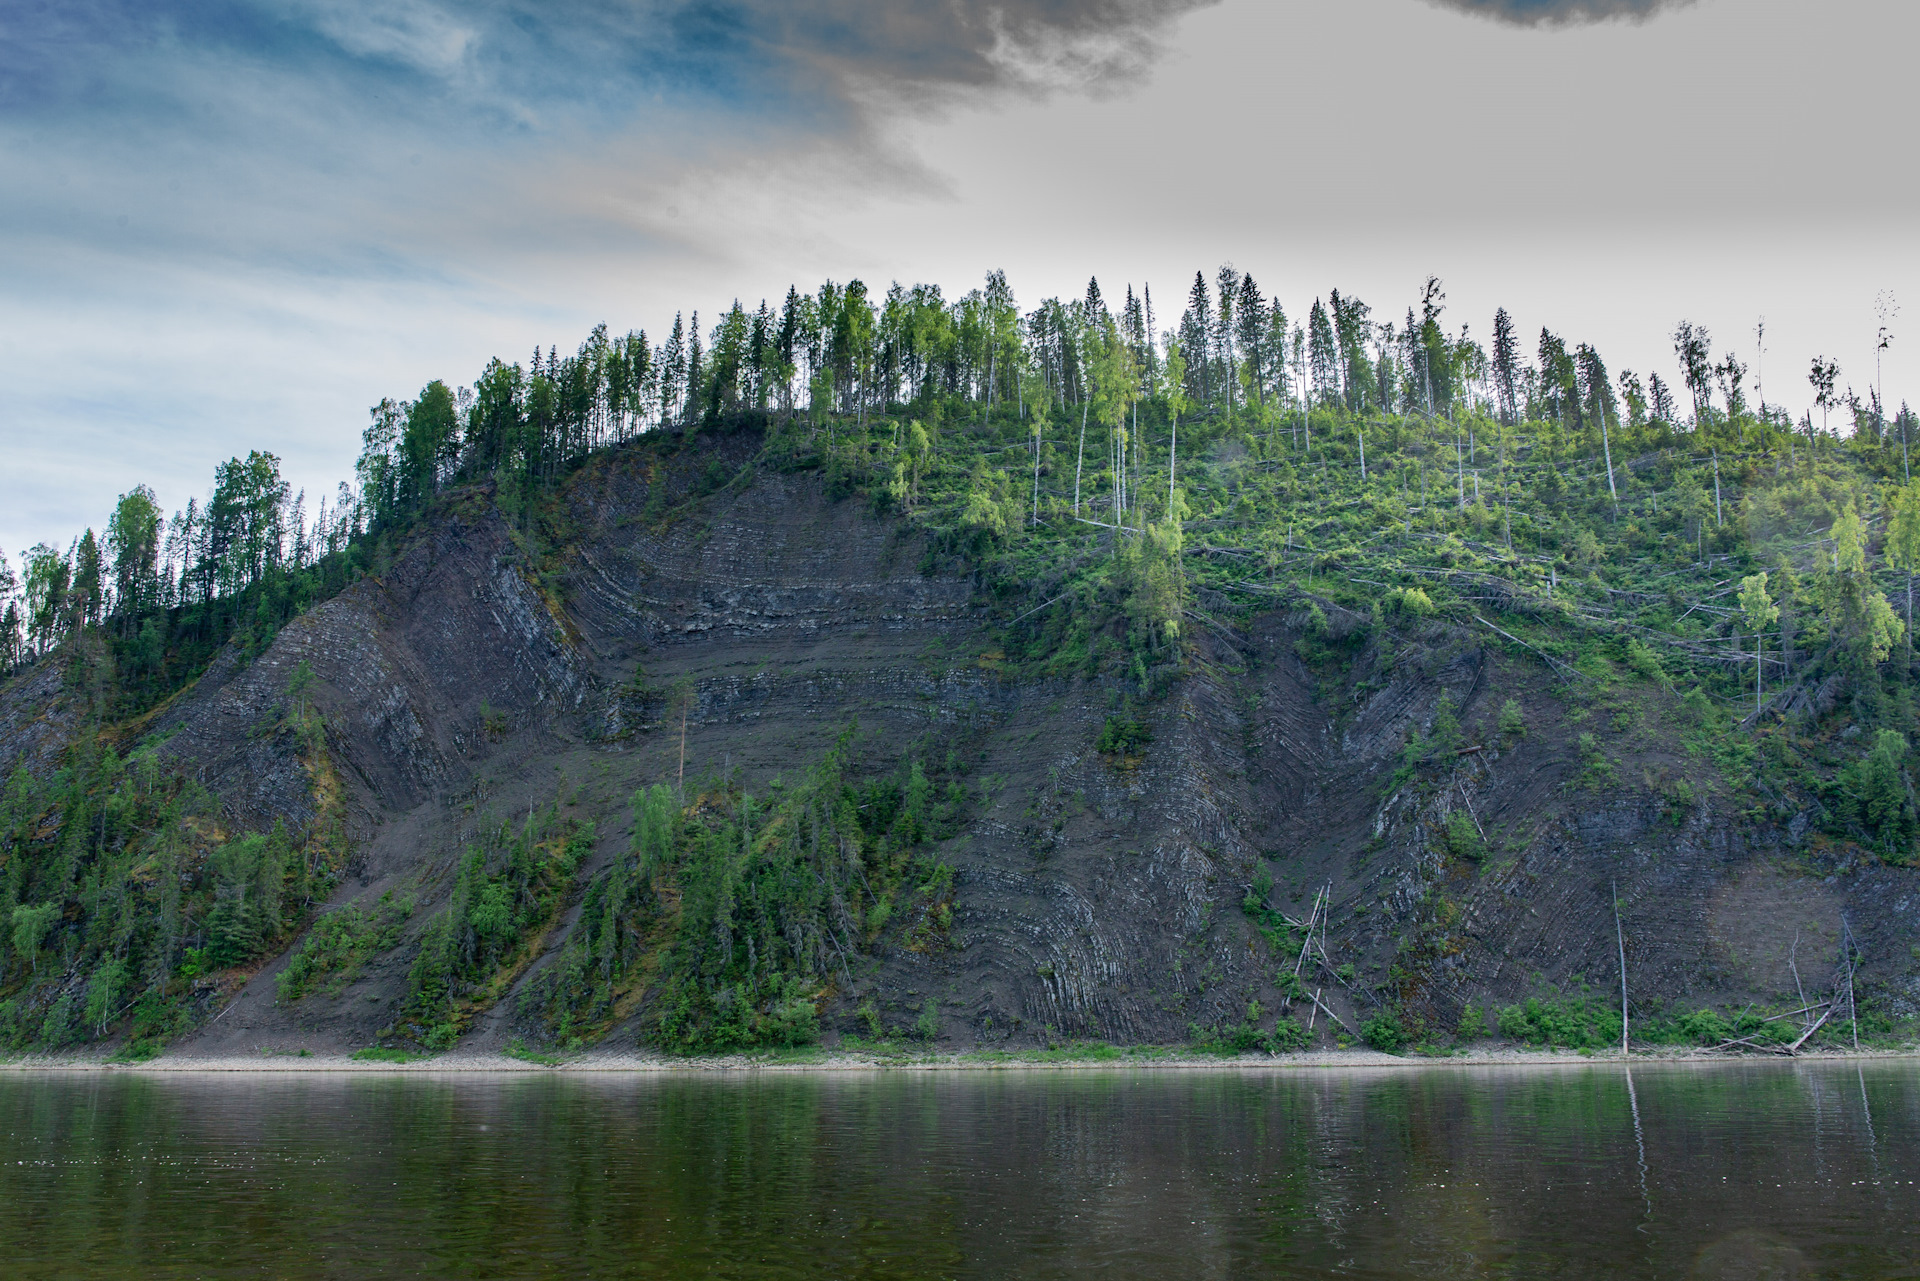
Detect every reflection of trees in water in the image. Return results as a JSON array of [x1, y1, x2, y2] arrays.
[[0, 1066, 1911, 1277]]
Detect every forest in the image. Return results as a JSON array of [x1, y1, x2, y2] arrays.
[[2, 265, 1916, 1056]]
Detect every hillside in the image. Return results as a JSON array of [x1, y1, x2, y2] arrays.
[[4, 275, 1919, 1060]]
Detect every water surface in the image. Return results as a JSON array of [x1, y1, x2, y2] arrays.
[[1, 1062, 1915, 1278]]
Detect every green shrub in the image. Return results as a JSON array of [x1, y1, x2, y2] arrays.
[[1096, 716, 1153, 757], [1190, 1021, 1266, 1055], [1266, 1017, 1312, 1052], [1495, 995, 1622, 1049], [1677, 1008, 1732, 1045], [1624, 638, 1672, 688], [276, 893, 415, 1003], [1388, 586, 1436, 617], [1443, 811, 1484, 862], [1457, 1001, 1488, 1039], [1498, 699, 1526, 739], [1361, 1009, 1407, 1053]]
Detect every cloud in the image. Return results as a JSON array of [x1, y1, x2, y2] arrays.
[[0, 0, 1217, 552], [1424, 0, 1694, 23], [0, 0, 1219, 281], [2, 1, 1217, 137]]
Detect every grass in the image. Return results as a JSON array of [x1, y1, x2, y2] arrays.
[[350, 1046, 431, 1064], [503, 1037, 567, 1066]]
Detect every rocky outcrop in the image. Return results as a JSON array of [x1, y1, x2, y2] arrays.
[[6, 425, 1916, 1054]]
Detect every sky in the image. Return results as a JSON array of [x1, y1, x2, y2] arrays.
[[3, 0, 1914, 557]]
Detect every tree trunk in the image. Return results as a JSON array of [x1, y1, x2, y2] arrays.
[[1168, 412, 1178, 521], [1031, 427, 1041, 526], [1601, 413, 1618, 514], [1074, 399, 1088, 517], [1712, 448, 1724, 526]]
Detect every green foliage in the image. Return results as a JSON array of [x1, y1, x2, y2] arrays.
[[1833, 729, 1918, 859], [0, 735, 337, 1053], [204, 824, 297, 969], [1266, 1016, 1312, 1052], [18, 267, 1920, 1073], [1632, 1003, 1810, 1048], [504, 1036, 564, 1065], [276, 892, 415, 1003], [1457, 1000, 1488, 1039], [1190, 1001, 1307, 1055], [1623, 639, 1671, 689], [351, 1045, 428, 1063], [1385, 586, 1435, 617], [1096, 715, 1152, 758], [1576, 732, 1620, 788], [1494, 994, 1622, 1049], [1241, 865, 1296, 953], [394, 800, 589, 1046], [527, 746, 962, 1054], [1392, 693, 1463, 789], [1361, 1009, 1407, 1053], [1442, 811, 1484, 863]]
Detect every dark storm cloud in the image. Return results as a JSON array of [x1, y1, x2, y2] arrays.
[[1426, 0, 1693, 23], [0, 0, 1219, 139]]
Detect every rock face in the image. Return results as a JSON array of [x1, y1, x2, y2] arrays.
[[7, 427, 1917, 1053]]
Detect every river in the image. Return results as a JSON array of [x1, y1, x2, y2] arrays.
[[1, 1061, 1914, 1277]]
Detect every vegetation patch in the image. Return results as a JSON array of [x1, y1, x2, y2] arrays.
[[513, 737, 968, 1054], [388, 798, 592, 1050], [276, 892, 415, 1003]]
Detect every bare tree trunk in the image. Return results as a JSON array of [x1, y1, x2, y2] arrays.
[[1031, 425, 1041, 526], [1614, 878, 1630, 1054], [1075, 400, 1088, 516], [1712, 448, 1724, 526], [1601, 412, 1618, 514]]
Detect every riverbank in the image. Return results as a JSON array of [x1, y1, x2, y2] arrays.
[[4, 1042, 1915, 1073]]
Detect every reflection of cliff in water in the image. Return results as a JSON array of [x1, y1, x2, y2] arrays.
[[0, 1061, 1912, 1277]]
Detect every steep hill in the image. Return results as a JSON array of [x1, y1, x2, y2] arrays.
[[6, 408, 1916, 1060]]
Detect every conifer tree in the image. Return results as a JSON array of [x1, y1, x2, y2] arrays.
[[1182, 272, 1212, 407], [1491, 307, 1521, 426], [0, 552, 19, 669], [1308, 299, 1338, 406], [1536, 328, 1575, 428], [1264, 299, 1289, 407], [1214, 265, 1239, 412], [1330, 290, 1373, 413], [1648, 371, 1677, 426], [684, 312, 704, 425], [1234, 273, 1266, 407]]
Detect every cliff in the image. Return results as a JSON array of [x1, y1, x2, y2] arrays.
[[3, 423, 1915, 1057]]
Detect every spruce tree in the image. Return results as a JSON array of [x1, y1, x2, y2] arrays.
[[1183, 272, 1212, 407], [1235, 273, 1266, 407], [1214, 265, 1239, 412], [1308, 299, 1339, 406], [1492, 307, 1521, 426]]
